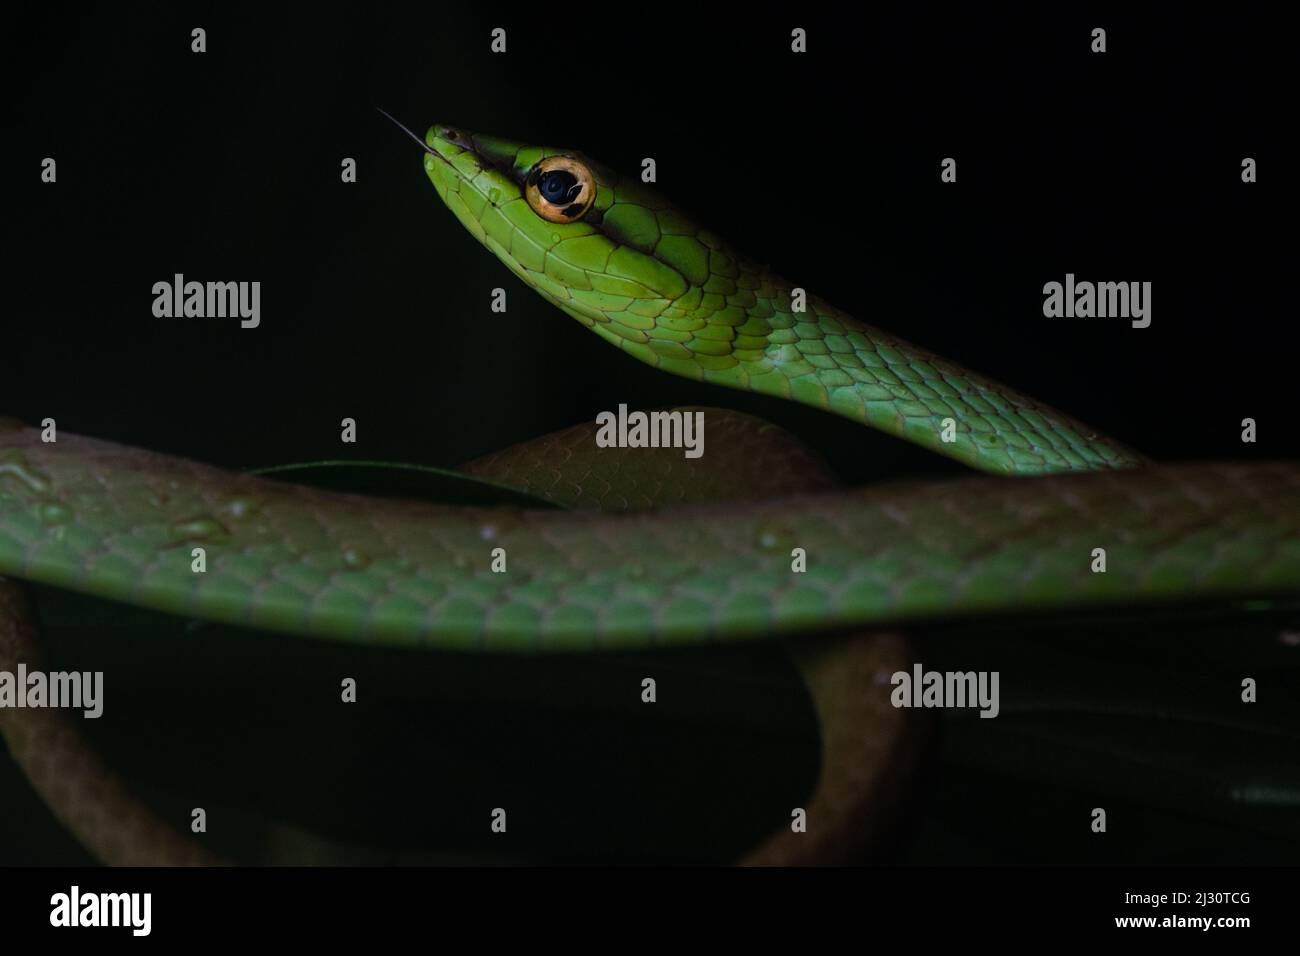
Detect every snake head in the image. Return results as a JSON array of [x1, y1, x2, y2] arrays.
[[421, 123, 753, 372]]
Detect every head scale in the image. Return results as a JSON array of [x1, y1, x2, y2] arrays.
[[413, 121, 752, 367]]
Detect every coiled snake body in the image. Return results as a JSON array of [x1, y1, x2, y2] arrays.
[[1, 123, 1296, 864]]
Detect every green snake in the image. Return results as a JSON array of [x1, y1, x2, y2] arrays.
[[1, 119, 1297, 864]]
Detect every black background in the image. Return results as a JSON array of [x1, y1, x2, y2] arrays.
[[7, 3, 1291, 475], [2, 2, 1297, 873]]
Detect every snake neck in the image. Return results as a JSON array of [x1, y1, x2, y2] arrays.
[[549, 251, 1144, 475]]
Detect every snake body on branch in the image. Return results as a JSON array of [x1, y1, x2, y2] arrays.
[[1, 121, 1296, 864]]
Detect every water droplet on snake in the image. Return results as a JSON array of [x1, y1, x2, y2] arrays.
[[224, 496, 260, 520], [39, 503, 72, 525], [170, 516, 230, 543], [341, 547, 370, 570], [754, 523, 794, 553], [478, 513, 520, 541]]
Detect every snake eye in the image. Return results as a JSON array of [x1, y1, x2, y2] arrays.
[[524, 156, 596, 223]]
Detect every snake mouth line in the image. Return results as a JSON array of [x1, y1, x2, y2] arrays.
[[423, 137, 462, 173]]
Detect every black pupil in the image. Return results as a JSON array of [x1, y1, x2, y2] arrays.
[[539, 170, 580, 205]]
